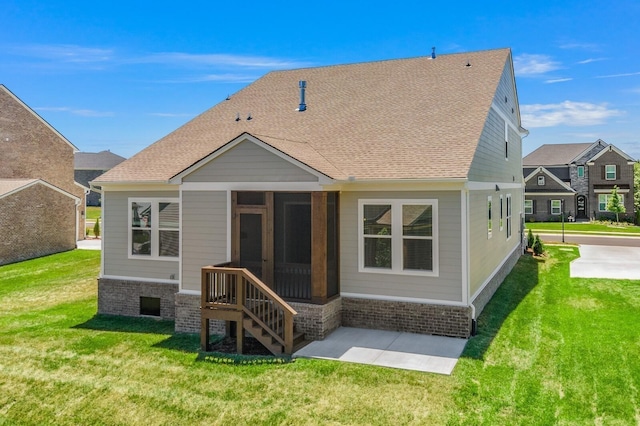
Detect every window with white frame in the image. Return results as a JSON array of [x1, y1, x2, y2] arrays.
[[524, 199, 533, 215], [577, 165, 584, 178], [504, 121, 509, 160], [506, 194, 512, 238], [551, 199, 562, 215], [487, 196, 492, 238], [599, 193, 624, 211], [605, 165, 616, 180], [130, 198, 180, 259], [360, 199, 438, 275], [499, 195, 504, 231], [537, 175, 545, 186]]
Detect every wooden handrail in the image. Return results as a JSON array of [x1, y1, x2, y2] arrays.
[[201, 265, 297, 354]]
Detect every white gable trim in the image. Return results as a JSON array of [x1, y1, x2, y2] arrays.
[[585, 143, 636, 164], [0, 85, 78, 152], [524, 166, 575, 192], [169, 133, 335, 185], [0, 179, 80, 202], [569, 139, 607, 164]]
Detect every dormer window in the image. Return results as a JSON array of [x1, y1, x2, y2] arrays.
[[537, 176, 545, 186]]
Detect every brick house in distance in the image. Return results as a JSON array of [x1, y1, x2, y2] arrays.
[[0, 84, 87, 266], [523, 140, 636, 222], [75, 150, 126, 206]]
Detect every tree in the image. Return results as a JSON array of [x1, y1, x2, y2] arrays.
[[93, 218, 101, 239], [527, 228, 535, 249], [606, 185, 625, 223], [634, 162, 640, 224], [532, 234, 545, 256]]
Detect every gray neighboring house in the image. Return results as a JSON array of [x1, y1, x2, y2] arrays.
[[74, 151, 126, 206], [93, 48, 527, 348], [523, 140, 636, 222]]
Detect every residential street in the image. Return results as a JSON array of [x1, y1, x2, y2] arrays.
[[538, 233, 640, 247]]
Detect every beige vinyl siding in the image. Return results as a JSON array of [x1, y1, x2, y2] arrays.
[[468, 189, 522, 297], [340, 190, 463, 302], [183, 140, 318, 183], [103, 190, 179, 280], [181, 191, 228, 292], [468, 62, 523, 184]]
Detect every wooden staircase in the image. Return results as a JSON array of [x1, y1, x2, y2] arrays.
[[200, 264, 304, 356]]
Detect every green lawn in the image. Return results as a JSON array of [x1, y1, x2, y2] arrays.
[[1, 248, 639, 425], [85, 206, 101, 220], [526, 221, 640, 235]]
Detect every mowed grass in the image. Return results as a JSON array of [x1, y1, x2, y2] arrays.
[[85, 206, 101, 221], [1, 248, 639, 425], [525, 221, 640, 235]]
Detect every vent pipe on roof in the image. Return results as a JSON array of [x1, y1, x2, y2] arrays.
[[298, 80, 307, 112], [432, 47, 436, 59]]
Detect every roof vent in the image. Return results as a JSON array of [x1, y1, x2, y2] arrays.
[[298, 80, 307, 112], [432, 47, 436, 59], [235, 113, 241, 122]]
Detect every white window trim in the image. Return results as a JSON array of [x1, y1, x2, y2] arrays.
[[605, 164, 616, 180], [537, 176, 545, 186], [524, 199, 533, 215], [358, 199, 439, 277], [128, 197, 180, 261], [506, 194, 512, 239], [499, 195, 504, 231], [504, 120, 509, 161], [551, 199, 562, 215], [599, 193, 624, 212]]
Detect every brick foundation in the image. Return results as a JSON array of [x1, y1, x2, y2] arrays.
[[472, 244, 521, 318], [97, 278, 178, 320], [289, 297, 342, 340], [341, 297, 472, 338], [175, 292, 225, 334]]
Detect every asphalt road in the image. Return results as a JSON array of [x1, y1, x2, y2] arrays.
[[538, 233, 640, 247]]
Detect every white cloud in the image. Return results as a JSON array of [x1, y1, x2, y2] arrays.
[[596, 71, 640, 79], [577, 58, 606, 64], [545, 78, 573, 84], [35, 106, 114, 117], [8, 44, 114, 63], [513, 54, 562, 76], [558, 42, 602, 51], [521, 101, 623, 128], [134, 52, 310, 69]]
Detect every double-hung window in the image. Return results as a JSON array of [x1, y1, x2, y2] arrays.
[[129, 198, 180, 259], [506, 194, 512, 239], [359, 199, 438, 276], [605, 165, 616, 180], [551, 200, 562, 215], [524, 199, 533, 215], [599, 194, 624, 212]]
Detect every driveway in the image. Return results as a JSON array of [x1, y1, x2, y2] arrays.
[[571, 245, 640, 280]]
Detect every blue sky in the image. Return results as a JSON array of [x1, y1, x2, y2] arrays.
[[2, 0, 639, 160]]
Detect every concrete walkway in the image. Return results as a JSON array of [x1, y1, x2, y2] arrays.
[[571, 245, 640, 279], [77, 239, 101, 250], [293, 327, 467, 374]]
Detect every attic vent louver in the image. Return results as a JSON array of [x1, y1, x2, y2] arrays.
[[432, 47, 436, 59], [298, 80, 307, 112]]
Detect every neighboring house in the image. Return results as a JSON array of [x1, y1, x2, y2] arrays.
[[75, 150, 126, 206], [0, 85, 87, 266], [523, 140, 636, 222], [93, 48, 527, 351]]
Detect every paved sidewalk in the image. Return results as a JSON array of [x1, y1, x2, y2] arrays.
[[293, 327, 467, 374], [77, 239, 102, 250], [571, 245, 640, 279]]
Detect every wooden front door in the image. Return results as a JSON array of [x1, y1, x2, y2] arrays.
[[232, 193, 274, 286]]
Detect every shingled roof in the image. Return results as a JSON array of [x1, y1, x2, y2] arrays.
[[523, 143, 598, 166], [75, 150, 126, 170], [95, 48, 514, 184]]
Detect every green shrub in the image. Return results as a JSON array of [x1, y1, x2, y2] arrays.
[[533, 235, 545, 256], [527, 228, 535, 249], [93, 219, 101, 239]]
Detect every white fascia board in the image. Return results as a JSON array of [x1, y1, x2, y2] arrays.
[[169, 133, 335, 186], [465, 181, 523, 191], [326, 178, 467, 192], [180, 182, 325, 192], [586, 143, 635, 163], [98, 182, 179, 192], [525, 192, 577, 197]]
